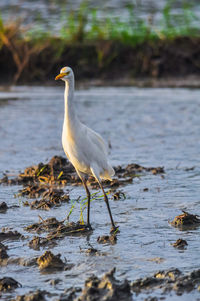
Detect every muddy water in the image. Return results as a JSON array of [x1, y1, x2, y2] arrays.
[[0, 86, 200, 300]]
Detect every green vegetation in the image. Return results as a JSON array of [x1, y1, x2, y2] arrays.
[[24, 0, 200, 45], [66, 191, 111, 224], [0, 0, 200, 83]]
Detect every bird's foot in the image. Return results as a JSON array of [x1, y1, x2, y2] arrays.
[[86, 223, 93, 231], [110, 225, 120, 234]]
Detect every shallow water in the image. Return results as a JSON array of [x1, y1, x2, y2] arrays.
[[1, 0, 200, 30], [0, 85, 200, 300]]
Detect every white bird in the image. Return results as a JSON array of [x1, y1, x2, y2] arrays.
[[55, 66, 117, 232]]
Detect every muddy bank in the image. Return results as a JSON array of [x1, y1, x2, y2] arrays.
[[1, 36, 200, 86], [11, 267, 200, 300], [0, 155, 164, 186], [0, 156, 164, 208], [74, 267, 200, 300]]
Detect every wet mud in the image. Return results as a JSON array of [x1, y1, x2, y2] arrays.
[[37, 251, 69, 272], [172, 238, 188, 249], [0, 277, 21, 292], [22, 187, 70, 210], [0, 242, 9, 264], [97, 234, 117, 245], [0, 88, 199, 301], [12, 290, 47, 301], [2, 266, 200, 300], [0, 156, 164, 205], [25, 217, 90, 239], [131, 268, 200, 296], [0, 230, 24, 242], [170, 211, 200, 230], [77, 268, 132, 301], [0, 201, 8, 212]]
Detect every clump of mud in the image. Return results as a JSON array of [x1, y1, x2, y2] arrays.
[[59, 287, 82, 301], [0, 201, 8, 212], [0, 156, 77, 186], [28, 236, 51, 250], [170, 211, 200, 229], [23, 187, 70, 210], [0, 156, 165, 195], [25, 217, 91, 243], [37, 251, 65, 271], [25, 217, 61, 234], [97, 234, 117, 245], [172, 238, 188, 249], [77, 268, 132, 301], [12, 290, 47, 301], [0, 277, 21, 292], [131, 267, 200, 295], [0, 242, 9, 264], [0, 229, 24, 242], [112, 190, 126, 200]]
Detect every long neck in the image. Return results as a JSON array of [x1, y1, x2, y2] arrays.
[[64, 77, 78, 128]]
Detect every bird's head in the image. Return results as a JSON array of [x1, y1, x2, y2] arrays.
[[55, 66, 73, 81]]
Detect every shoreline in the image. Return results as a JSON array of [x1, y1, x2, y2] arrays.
[[1, 35, 200, 86]]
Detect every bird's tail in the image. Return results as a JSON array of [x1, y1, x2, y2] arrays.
[[101, 164, 115, 181]]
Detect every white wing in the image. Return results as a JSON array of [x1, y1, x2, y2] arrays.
[[85, 125, 108, 156]]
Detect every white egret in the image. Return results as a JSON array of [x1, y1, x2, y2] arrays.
[[55, 66, 117, 232]]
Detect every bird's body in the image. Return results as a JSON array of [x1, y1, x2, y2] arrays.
[[62, 121, 114, 180], [55, 66, 116, 231]]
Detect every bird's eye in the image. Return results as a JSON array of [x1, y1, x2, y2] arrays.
[[66, 71, 70, 75]]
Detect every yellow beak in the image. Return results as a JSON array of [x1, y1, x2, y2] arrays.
[[55, 73, 67, 80]]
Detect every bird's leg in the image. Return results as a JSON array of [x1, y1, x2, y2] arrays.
[[81, 178, 92, 230], [98, 181, 117, 232], [76, 170, 92, 229]]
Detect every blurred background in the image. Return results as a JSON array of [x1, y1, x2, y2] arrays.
[[1, 0, 200, 30], [0, 0, 200, 84]]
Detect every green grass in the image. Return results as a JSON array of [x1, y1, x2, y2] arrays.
[[57, 0, 200, 44], [1, 0, 199, 47], [66, 191, 112, 224], [16, 0, 200, 46], [0, 0, 200, 82]]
